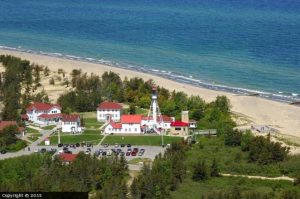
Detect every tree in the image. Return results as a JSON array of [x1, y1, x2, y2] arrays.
[[43, 66, 50, 76], [192, 160, 208, 181], [210, 158, 219, 177], [224, 130, 242, 146], [49, 77, 55, 85], [129, 104, 136, 114]]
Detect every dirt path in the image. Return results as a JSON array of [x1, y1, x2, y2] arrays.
[[221, 173, 294, 182]]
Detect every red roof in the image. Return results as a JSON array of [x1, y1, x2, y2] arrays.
[[121, 115, 142, 124], [38, 113, 62, 119], [109, 121, 122, 129], [62, 114, 80, 122], [142, 115, 173, 123], [171, 121, 189, 127], [26, 102, 61, 112], [21, 114, 29, 119], [97, 102, 122, 110], [59, 153, 78, 162], [0, 121, 17, 131]]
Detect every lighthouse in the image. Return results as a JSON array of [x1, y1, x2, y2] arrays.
[[146, 86, 162, 132]]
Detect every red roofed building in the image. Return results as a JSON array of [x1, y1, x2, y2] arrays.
[[59, 153, 78, 164], [61, 114, 82, 133], [26, 102, 62, 125], [97, 101, 122, 122], [141, 115, 174, 130], [0, 121, 25, 137], [170, 121, 189, 136], [104, 114, 142, 134], [121, 115, 142, 124]]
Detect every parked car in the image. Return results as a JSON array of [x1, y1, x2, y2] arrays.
[[87, 148, 91, 152], [64, 144, 69, 147], [120, 151, 125, 156], [58, 143, 63, 147], [63, 147, 69, 152], [94, 150, 101, 157], [126, 151, 131, 156], [40, 148, 47, 153], [138, 150, 145, 156], [34, 149, 39, 153], [50, 148, 57, 153], [87, 144, 91, 147], [120, 144, 125, 147], [85, 150, 91, 155], [106, 150, 112, 156], [127, 144, 131, 147], [114, 143, 119, 148], [65, 150, 72, 154], [102, 151, 107, 156], [0, 150, 7, 154], [133, 148, 139, 153], [103, 143, 109, 148], [76, 143, 80, 147], [131, 151, 137, 156], [117, 149, 122, 153]]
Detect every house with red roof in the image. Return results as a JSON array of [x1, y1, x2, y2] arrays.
[[104, 114, 142, 134], [59, 153, 78, 164], [61, 114, 83, 133], [0, 121, 25, 137], [170, 121, 189, 136], [97, 101, 122, 122], [26, 102, 62, 125]]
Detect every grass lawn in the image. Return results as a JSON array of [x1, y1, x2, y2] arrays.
[[103, 135, 183, 146], [128, 158, 152, 165], [26, 127, 40, 134], [27, 134, 42, 142], [48, 130, 102, 145], [83, 117, 103, 129], [136, 107, 148, 115], [41, 125, 56, 130], [171, 176, 299, 199]]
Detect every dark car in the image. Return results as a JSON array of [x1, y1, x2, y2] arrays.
[[81, 143, 86, 147], [87, 144, 91, 147], [50, 148, 57, 153], [94, 150, 101, 157], [64, 151, 72, 154], [58, 143, 63, 147], [103, 144, 109, 148], [64, 144, 69, 147], [87, 148, 91, 152], [63, 147, 69, 152], [0, 150, 7, 154], [117, 149, 122, 153], [133, 148, 139, 153], [126, 151, 131, 156], [120, 144, 125, 147], [102, 151, 107, 156], [131, 151, 137, 156], [40, 148, 47, 153], [127, 144, 131, 147], [120, 151, 125, 156], [76, 143, 80, 147]]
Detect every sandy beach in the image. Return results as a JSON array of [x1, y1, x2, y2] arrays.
[[1, 49, 300, 140]]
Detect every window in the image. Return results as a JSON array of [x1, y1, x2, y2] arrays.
[[175, 127, 181, 131], [135, 128, 137, 131]]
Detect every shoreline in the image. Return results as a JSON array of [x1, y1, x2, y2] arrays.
[[1, 48, 300, 139], [1, 46, 299, 104]]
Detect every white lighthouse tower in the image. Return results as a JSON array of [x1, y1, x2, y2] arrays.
[[146, 86, 163, 133]]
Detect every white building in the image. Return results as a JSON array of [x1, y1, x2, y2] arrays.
[[141, 115, 173, 130], [104, 114, 142, 134], [61, 114, 83, 133], [26, 102, 62, 125], [97, 102, 122, 122]]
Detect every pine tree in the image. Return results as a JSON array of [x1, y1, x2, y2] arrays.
[[192, 159, 208, 181], [210, 158, 219, 177]]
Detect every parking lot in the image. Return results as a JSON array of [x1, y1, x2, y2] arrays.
[[32, 144, 166, 161]]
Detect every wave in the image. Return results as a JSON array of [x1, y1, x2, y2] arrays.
[[1, 45, 299, 104]]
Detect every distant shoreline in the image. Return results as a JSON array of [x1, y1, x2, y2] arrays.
[[0, 45, 299, 104], [1, 47, 300, 139]]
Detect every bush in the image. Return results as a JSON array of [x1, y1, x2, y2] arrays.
[[192, 160, 208, 181]]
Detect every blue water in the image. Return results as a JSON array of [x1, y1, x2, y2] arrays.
[[0, 0, 299, 102]]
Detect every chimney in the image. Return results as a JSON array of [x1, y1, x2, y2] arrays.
[[181, 111, 189, 123]]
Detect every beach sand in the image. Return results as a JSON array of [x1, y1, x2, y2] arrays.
[[1, 49, 300, 140]]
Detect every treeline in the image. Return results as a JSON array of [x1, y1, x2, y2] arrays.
[[0, 55, 50, 121], [225, 131, 289, 164], [0, 152, 128, 197], [58, 70, 235, 131], [130, 141, 189, 198], [0, 125, 26, 152]]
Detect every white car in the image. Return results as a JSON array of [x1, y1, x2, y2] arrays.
[[34, 149, 39, 153], [85, 150, 91, 155]]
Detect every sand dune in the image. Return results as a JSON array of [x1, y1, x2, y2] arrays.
[[1, 49, 300, 140]]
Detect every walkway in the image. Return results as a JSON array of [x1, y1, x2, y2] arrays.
[[221, 173, 294, 182]]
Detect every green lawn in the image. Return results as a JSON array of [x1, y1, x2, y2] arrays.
[[136, 107, 148, 115], [171, 176, 299, 199], [27, 134, 42, 142], [41, 125, 56, 130], [26, 127, 40, 134], [102, 135, 183, 146], [83, 117, 103, 129], [48, 130, 102, 145]]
